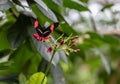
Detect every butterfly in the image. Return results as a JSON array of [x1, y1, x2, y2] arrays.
[[33, 19, 59, 42]]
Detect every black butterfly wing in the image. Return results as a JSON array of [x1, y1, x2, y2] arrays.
[[43, 22, 59, 37], [36, 27, 43, 36]]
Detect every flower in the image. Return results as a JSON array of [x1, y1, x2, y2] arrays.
[[74, 49, 80, 53], [47, 47, 52, 53], [74, 35, 79, 39]]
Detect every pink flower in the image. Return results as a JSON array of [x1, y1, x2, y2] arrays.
[[74, 49, 80, 53], [47, 47, 52, 53], [74, 35, 79, 39]]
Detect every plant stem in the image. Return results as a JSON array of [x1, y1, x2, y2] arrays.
[[55, 33, 64, 43], [41, 49, 56, 84]]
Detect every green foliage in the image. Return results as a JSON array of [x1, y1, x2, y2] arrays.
[[28, 72, 47, 84], [101, 3, 114, 11], [63, 0, 89, 12], [19, 73, 27, 84], [30, 4, 53, 25], [0, 0, 120, 84], [80, 0, 89, 3], [0, 31, 11, 52], [0, 82, 8, 84], [8, 41, 37, 73], [0, 0, 13, 11]]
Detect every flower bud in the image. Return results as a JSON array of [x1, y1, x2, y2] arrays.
[[74, 49, 80, 53], [54, 43, 58, 47], [71, 40, 75, 43], [47, 47, 52, 53], [74, 35, 79, 39], [60, 40, 64, 45], [71, 43, 76, 47], [65, 51, 70, 56]]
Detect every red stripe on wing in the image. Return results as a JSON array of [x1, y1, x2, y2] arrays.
[[50, 24, 55, 32], [34, 20, 39, 28]]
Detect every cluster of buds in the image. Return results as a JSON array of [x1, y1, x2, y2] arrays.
[[47, 34, 80, 56], [61, 35, 80, 56]]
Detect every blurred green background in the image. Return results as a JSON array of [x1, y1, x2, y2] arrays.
[[0, 0, 120, 84]]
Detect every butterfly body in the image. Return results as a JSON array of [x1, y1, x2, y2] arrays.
[[33, 20, 59, 41]]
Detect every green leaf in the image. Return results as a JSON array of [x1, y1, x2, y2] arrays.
[[0, 0, 13, 11], [27, 53, 41, 74], [86, 57, 101, 71], [27, 0, 54, 25], [8, 40, 37, 74], [0, 82, 8, 84], [0, 10, 16, 53], [92, 48, 111, 74], [34, 0, 58, 22], [110, 46, 120, 57], [43, 0, 62, 15], [100, 53, 111, 74], [0, 61, 12, 70], [63, 0, 89, 12], [101, 3, 114, 11], [0, 11, 16, 51], [87, 32, 103, 40], [0, 10, 16, 31], [86, 32, 105, 46], [43, 0, 65, 27], [0, 49, 11, 58], [0, 31, 11, 51], [60, 23, 77, 36], [52, 0, 63, 6], [102, 35, 120, 45], [80, 0, 88, 3], [28, 72, 47, 84], [12, 0, 24, 8], [8, 15, 28, 48], [19, 73, 27, 84], [43, 0, 77, 36]]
